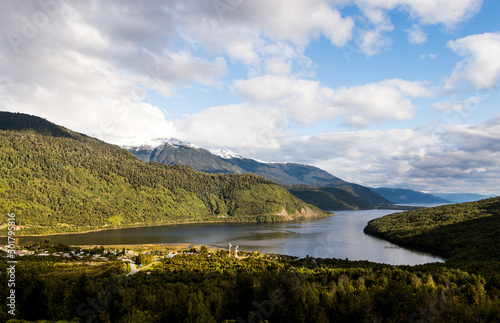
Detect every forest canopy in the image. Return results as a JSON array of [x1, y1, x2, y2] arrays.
[[364, 197, 500, 263]]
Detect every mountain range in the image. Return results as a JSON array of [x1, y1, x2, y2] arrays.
[[124, 139, 355, 187], [127, 139, 443, 210], [126, 138, 493, 209]]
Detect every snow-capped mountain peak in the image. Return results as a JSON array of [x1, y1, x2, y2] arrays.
[[210, 147, 244, 159]]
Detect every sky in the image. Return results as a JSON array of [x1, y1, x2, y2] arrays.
[[1, 0, 500, 195]]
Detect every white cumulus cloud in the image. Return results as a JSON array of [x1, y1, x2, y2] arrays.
[[233, 76, 433, 127], [446, 32, 500, 90], [432, 97, 482, 116], [403, 0, 483, 27], [174, 104, 286, 151], [355, 0, 482, 27]]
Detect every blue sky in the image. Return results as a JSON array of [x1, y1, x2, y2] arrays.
[[1, 0, 500, 194]]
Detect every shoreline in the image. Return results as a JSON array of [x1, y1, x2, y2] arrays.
[[74, 242, 225, 252], [1, 220, 236, 238], [0, 212, 334, 238]]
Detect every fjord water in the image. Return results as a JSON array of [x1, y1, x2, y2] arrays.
[[15, 209, 444, 265]]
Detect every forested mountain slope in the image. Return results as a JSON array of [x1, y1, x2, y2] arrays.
[[222, 157, 347, 186], [128, 142, 392, 210], [0, 112, 325, 235], [364, 196, 500, 263], [286, 184, 390, 210]]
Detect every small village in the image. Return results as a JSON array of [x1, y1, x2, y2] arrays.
[[0, 242, 188, 266], [0, 241, 249, 268]]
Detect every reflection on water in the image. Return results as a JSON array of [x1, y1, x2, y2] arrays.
[[9, 209, 444, 265]]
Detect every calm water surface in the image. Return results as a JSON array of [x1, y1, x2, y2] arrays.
[[12, 209, 444, 265]]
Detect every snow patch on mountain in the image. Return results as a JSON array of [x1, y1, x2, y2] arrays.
[[122, 138, 199, 150], [211, 148, 269, 163], [162, 138, 199, 149], [268, 161, 292, 165], [210, 147, 244, 159]]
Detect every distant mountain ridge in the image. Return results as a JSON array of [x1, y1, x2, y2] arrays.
[[370, 187, 450, 205], [434, 193, 496, 203], [131, 142, 350, 186], [126, 139, 489, 210], [126, 140, 392, 210], [287, 185, 391, 211]]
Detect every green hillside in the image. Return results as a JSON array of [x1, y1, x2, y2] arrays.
[[364, 197, 500, 263], [222, 157, 347, 186], [286, 184, 390, 210], [128, 143, 392, 210], [0, 112, 325, 235]]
